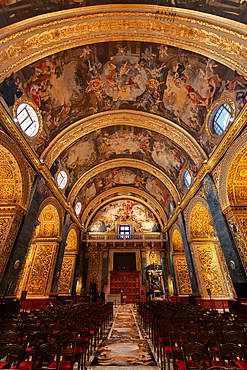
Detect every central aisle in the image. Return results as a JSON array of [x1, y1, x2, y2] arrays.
[[90, 304, 158, 369]]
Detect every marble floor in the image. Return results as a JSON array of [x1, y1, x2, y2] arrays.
[[88, 304, 160, 370]]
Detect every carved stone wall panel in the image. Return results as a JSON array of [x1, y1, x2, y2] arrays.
[[0, 213, 22, 279], [228, 214, 247, 272], [173, 255, 192, 295], [58, 255, 76, 294], [26, 243, 57, 296], [191, 243, 227, 297], [172, 229, 184, 252]]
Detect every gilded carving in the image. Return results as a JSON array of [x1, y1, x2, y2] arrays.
[[65, 228, 78, 253], [2, 9, 247, 82], [174, 255, 192, 295], [227, 145, 247, 207], [172, 229, 184, 252], [228, 215, 247, 270], [149, 251, 157, 264], [190, 204, 214, 240], [58, 256, 75, 294], [196, 246, 224, 296], [36, 204, 59, 238], [0, 215, 21, 279], [27, 244, 55, 296]]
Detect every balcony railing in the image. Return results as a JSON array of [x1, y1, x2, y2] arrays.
[[84, 233, 167, 242]]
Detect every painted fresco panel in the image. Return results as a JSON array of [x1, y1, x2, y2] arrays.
[[1, 41, 246, 158], [51, 127, 197, 197], [88, 199, 160, 232], [0, 1, 246, 29], [74, 167, 174, 215]]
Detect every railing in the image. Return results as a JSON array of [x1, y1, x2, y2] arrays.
[[84, 233, 167, 242]]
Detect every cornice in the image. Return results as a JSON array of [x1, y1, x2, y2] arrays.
[[81, 185, 168, 227], [68, 158, 181, 205], [84, 194, 163, 231], [1, 6, 247, 81], [42, 110, 206, 169]]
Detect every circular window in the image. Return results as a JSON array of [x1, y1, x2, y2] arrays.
[[16, 103, 39, 137], [210, 103, 231, 136], [181, 170, 191, 189], [168, 202, 173, 215], [75, 202, 82, 216], [57, 170, 67, 189]]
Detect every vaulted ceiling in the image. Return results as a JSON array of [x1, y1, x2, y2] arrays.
[[0, 1, 247, 232]]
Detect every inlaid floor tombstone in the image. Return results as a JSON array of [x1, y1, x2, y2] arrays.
[[90, 304, 157, 368]]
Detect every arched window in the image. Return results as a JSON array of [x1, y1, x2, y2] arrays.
[[57, 170, 67, 189], [16, 103, 40, 137], [211, 103, 231, 136]]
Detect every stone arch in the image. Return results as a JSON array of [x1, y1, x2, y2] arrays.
[[219, 132, 247, 211], [185, 196, 213, 241], [0, 131, 30, 209], [187, 197, 232, 298], [23, 198, 63, 296]]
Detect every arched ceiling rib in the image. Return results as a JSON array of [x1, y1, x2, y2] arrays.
[[68, 159, 181, 205], [80, 185, 168, 227], [42, 111, 207, 169], [1, 6, 247, 81], [84, 195, 164, 231]]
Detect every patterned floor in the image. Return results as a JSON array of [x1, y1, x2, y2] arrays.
[[90, 304, 158, 369]]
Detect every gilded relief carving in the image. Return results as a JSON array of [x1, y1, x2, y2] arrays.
[[190, 204, 214, 240], [172, 229, 184, 252], [227, 145, 247, 206], [196, 246, 224, 296], [65, 228, 78, 253], [228, 215, 247, 270], [58, 256, 75, 294], [36, 204, 59, 238], [27, 244, 55, 296], [174, 255, 192, 295]]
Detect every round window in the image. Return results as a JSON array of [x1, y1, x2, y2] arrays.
[[181, 170, 191, 189], [57, 170, 67, 189], [210, 103, 231, 136], [168, 202, 173, 215], [16, 103, 39, 137], [75, 202, 82, 216]]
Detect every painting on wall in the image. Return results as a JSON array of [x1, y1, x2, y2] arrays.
[[74, 167, 174, 215], [1, 41, 246, 159], [88, 199, 160, 233], [51, 126, 197, 198]]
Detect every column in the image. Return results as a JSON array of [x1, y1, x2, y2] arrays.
[[202, 173, 247, 294], [81, 248, 89, 295], [101, 251, 108, 297], [50, 211, 71, 294], [160, 251, 169, 293], [0, 174, 47, 296], [71, 231, 83, 295], [178, 211, 200, 295], [167, 233, 178, 295]]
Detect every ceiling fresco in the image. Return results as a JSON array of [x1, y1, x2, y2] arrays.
[[51, 126, 197, 198], [1, 41, 246, 158], [88, 198, 161, 233], [74, 167, 175, 216], [0, 0, 246, 28]]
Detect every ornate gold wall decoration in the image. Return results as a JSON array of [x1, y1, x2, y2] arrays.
[[173, 255, 192, 295], [193, 245, 224, 296], [2, 6, 247, 82], [227, 146, 247, 206], [228, 214, 247, 271], [149, 251, 157, 264], [189, 204, 214, 240], [219, 132, 247, 211], [27, 243, 56, 296], [36, 204, 60, 238], [58, 256, 76, 294], [58, 225, 79, 294], [172, 229, 184, 252], [0, 212, 22, 279]]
